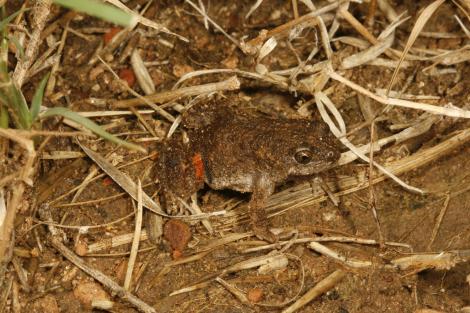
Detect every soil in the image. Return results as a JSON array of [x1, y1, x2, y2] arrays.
[[2, 0, 470, 313]]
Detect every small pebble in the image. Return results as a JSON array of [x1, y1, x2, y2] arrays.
[[163, 219, 192, 252], [247, 288, 263, 303], [103, 27, 122, 44], [73, 281, 109, 308], [74, 240, 88, 256], [119, 68, 136, 87]]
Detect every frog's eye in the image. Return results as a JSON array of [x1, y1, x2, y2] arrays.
[[326, 151, 336, 159], [294, 148, 313, 164]]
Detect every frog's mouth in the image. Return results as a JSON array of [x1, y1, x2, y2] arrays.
[[289, 159, 337, 176], [310, 160, 338, 172]]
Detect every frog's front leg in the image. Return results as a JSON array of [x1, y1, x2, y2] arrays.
[[249, 174, 277, 243]]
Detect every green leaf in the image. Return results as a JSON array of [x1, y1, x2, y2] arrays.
[[10, 82, 32, 129], [31, 73, 50, 121], [0, 38, 8, 70], [52, 0, 135, 27], [0, 104, 8, 128], [0, 9, 27, 33], [41, 107, 146, 152]]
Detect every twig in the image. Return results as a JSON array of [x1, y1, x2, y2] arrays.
[[245, 0, 264, 19], [386, 0, 446, 94], [131, 50, 156, 96], [241, 235, 412, 254], [366, 0, 377, 27], [86, 229, 147, 255], [98, 56, 175, 123], [377, 0, 398, 22], [391, 250, 470, 271], [368, 121, 384, 246], [12, 280, 20, 313], [328, 69, 470, 119], [338, 8, 378, 44], [48, 153, 157, 205], [243, 1, 340, 54], [49, 236, 156, 313], [190, 193, 213, 234], [105, 0, 187, 42], [427, 193, 451, 251], [0, 131, 35, 282], [185, 0, 242, 49], [309, 242, 373, 268], [170, 253, 287, 296], [124, 180, 143, 290], [0, 275, 13, 311], [173, 68, 289, 91], [45, 21, 69, 96], [13, 0, 52, 88], [292, 0, 299, 19], [112, 76, 240, 108], [282, 269, 346, 313], [315, 91, 423, 193], [0, 184, 25, 285], [0, 172, 20, 188], [215, 277, 251, 305]]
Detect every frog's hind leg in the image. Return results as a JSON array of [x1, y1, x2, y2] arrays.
[[249, 175, 277, 243]]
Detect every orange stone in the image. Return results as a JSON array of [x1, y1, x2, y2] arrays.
[[119, 68, 136, 87], [103, 27, 122, 44], [247, 287, 263, 303], [163, 219, 192, 252]]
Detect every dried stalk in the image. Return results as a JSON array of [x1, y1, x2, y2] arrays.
[[124, 180, 143, 290], [111, 76, 240, 108], [12, 0, 52, 87], [170, 253, 287, 296], [50, 236, 156, 313], [282, 269, 346, 313]]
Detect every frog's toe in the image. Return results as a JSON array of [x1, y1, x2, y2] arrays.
[[253, 225, 277, 243]]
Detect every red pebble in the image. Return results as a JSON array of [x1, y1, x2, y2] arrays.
[[119, 68, 136, 87], [103, 27, 122, 44], [247, 288, 264, 303], [163, 219, 192, 252], [102, 177, 113, 186]]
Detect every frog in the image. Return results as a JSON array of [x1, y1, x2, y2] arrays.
[[154, 98, 341, 243]]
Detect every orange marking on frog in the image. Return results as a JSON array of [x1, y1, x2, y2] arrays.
[[192, 153, 204, 181]]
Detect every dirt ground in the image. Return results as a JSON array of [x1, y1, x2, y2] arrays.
[[2, 0, 470, 312]]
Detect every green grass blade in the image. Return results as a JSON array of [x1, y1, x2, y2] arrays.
[[52, 0, 135, 27], [11, 82, 32, 129], [31, 73, 50, 121], [41, 107, 146, 152], [0, 104, 8, 128], [0, 9, 26, 33]]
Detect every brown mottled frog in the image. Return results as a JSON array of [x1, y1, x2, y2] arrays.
[[154, 99, 340, 242]]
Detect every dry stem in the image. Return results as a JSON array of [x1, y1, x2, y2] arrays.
[[111, 76, 240, 108], [50, 236, 156, 313], [13, 0, 52, 88], [282, 269, 346, 313]]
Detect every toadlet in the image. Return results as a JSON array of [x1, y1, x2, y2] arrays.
[[154, 99, 341, 242]]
